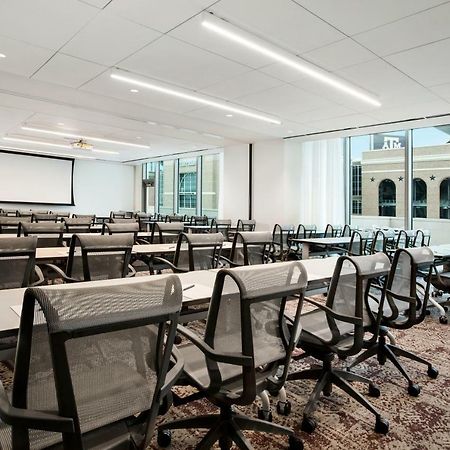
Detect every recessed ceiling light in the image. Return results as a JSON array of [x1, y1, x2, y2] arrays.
[[201, 15, 381, 107], [0, 53, 6, 58], [130, 89, 139, 93], [3, 136, 71, 149], [161, 124, 175, 129], [225, 114, 233, 118], [136, 136, 142, 139], [147, 121, 157, 125], [92, 149, 120, 155], [111, 71, 281, 125], [202, 133, 224, 139], [179, 128, 198, 134], [1, 145, 96, 160], [21, 126, 150, 149], [57, 122, 65, 126]]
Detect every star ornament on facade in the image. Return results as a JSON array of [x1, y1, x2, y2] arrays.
[[398, 176, 404, 182], [370, 177, 375, 182], [430, 175, 436, 181]]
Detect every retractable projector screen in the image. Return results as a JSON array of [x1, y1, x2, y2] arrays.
[[0, 150, 74, 205]]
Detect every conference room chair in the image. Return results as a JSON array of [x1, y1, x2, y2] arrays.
[[32, 213, 59, 223], [0, 276, 183, 450], [151, 221, 184, 244], [210, 218, 232, 240], [102, 221, 139, 240], [19, 222, 64, 247], [331, 230, 369, 257], [348, 247, 438, 395], [56, 211, 71, 220], [287, 253, 391, 435], [136, 213, 152, 232], [153, 232, 224, 273], [413, 229, 431, 247], [0, 217, 31, 235], [0, 211, 6, 217], [109, 210, 126, 220], [1, 209, 16, 217], [341, 224, 352, 237], [165, 214, 184, 223], [16, 210, 33, 217], [236, 218, 256, 231], [44, 233, 135, 282], [111, 217, 138, 223], [158, 262, 306, 450], [223, 231, 274, 267], [189, 215, 209, 225], [368, 229, 389, 255], [272, 223, 295, 261], [73, 214, 96, 224], [63, 217, 92, 233]]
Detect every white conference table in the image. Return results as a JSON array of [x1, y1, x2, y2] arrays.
[[34, 241, 235, 262], [290, 237, 351, 259], [0, 257, 338, 335], [429, 244, 450, 259]]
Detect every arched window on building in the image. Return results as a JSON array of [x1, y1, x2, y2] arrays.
[[378, 179, 396, 217], [440, 177, 450, 219], [413, 178, 427, 218]]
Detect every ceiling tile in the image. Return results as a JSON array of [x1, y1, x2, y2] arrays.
[[294, 0, 446, 35], [200, 70, 283, 100], [0, 36, 54, 77], [430, 82, 450, 102], [119, 35, 250, 90], [0, 0, 97, 50], [0, 105, 34, 134], [107, 0, 214, 33], [62, 11, 162, 66], [210, 0, 344, 54], [79, 0, 112, 8], [385, 38, 450, 87], [302, 38, 376, 71], [354, 2, 450, 56], [32, 53, 106, 88]]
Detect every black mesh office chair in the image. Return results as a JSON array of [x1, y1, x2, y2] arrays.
[[16, 210, 33, 217], [341, 224, 352, 237], [323, 223, 334, 238], [73, 214, 95, 224], [151, 222, 184, 244], [19, 222, 64, 247], [334, 230, 370, 256], [44, 234, 135, 282], [210, 219, 231, 240], [0, 236, 44, 289], [368, 230, 388, 255], [0, 277, 184, 449], [165, 214, 184, 223], [63, 218, 92, 233], [32, 213, 58, 223], [109, 210, 126, 220], [236, 219, 256, 232], [56, 212, 70, 220], [348, 247, 438, 395], [189, 215, 208, 226], [0, 217, 31, 235], [153, 232, 223, 273], [272, 224, 295, 261], [288, 253, 391, 434], [224, 231, 274, 267], [103, 222, 139, 241], [158, 262, 307, 450], [110, 217, 137, 224], [136, 213, 152, 232]]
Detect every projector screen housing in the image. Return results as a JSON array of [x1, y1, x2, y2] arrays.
[[0, 150, 75, 205]]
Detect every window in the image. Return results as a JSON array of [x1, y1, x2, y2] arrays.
[[352, 163, 362, 215], [413, 178, 427, 218], [202, 154, 220, 218], [378, 179, 396, 217], [178, 158, 198, 215], [158, 160, 175, 215], [143, 162, 156, 213], [440, 178, 450, 219]]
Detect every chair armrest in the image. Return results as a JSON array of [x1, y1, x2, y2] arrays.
[[160, 346, 184, 398], [304, 297, 363, 326], [136, 238, 150, 245], [126, 264, 136, 278], [39, 263, 78, 283], [177, 325, 253, 367], [152, 257, 188, 273], [30, 266, 45, 287], [218, 255, 242, 268], [0, 380, 74, 433]]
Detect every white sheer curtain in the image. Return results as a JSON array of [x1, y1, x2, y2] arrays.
[[285, 137, 346, 230]]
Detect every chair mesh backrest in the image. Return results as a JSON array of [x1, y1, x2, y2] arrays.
[[20, 222, 64, 247], [137, 214, 151, 231], [152, 222, 184, 244], [73, 214, 95, 223], [67, 234, 134, 281], [341, 224, 352, 237], [0, 236, 37, 289], [272, 224, 295, 255], [32, 213, 58, 223], [166, 215, 184, 223], [190, 216, 208, 225], [323, 224, 334, 238], [327, 253, 391, 350], [232, 231, 273, 265], [12, 277, 182, 449], [348, 230, 366, 256], [370, 230, 386, 254], [174, 232, 224, 271], [104, 222, 139, 239], [203, 262, 307, 397], [64, 218, 92, 233], [110, 211, 126, 219], [17, 210, 33, 217], [236, 219, 256, 231], [0, 216, 31, 234], [111, 218, 138, 224], [385, 247, 434, 320]]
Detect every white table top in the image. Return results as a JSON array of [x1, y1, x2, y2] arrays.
[[0, 257, 338, 334], [291, 237, 352, 245], [429, 244, 450, 258]]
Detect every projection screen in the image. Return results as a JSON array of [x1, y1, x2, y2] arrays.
[[0, 150, 74, 205]]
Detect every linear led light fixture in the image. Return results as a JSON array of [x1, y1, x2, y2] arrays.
[[1, 145, 96, 160], [21, 126, 149, 149], [3, 137, 119, 155], [110, 71, 281, 125], [201, 15, 381, 107]]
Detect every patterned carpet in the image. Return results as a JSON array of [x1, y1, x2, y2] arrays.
[[0, 305, 448, 450]]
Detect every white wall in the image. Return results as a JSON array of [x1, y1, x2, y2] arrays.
[[0, 159, 135, 216]]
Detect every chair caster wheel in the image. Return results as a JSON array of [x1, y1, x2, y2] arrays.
[[258, 408, 273, 422], [219, 436, 233, 450], [425, 309, 431, 315], [427, 366, 439, 379], [288, 435, 304, 450], [439, 315, 448, 324], [276, 400, 292, 416], [407, 383, 421, 396], [301, 416, 316, 434], [174, 334, 183, 345], [444, 306, 449, 312], [368, 383, 381, 398], [157, 429, 171, 447], [375, 417, 389, 434]]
